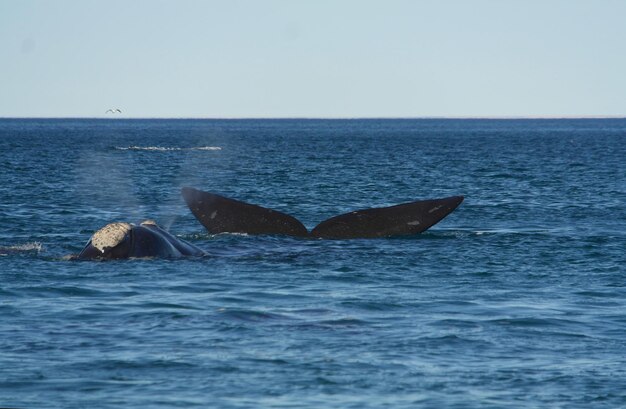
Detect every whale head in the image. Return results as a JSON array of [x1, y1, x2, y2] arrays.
[[78, 222, 133, 259]]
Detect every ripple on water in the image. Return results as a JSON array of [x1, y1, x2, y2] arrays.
[[217, 308, 292, 322], [17, 285, 107, 298]]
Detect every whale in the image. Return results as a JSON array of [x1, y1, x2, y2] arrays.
[[73, 189, 463, 260], [181, 187, 464, 239], [76, 220, 205, 260]]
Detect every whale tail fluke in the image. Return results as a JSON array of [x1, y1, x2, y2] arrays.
[[181, 187, 463, 239]]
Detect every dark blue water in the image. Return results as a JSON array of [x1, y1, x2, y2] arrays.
[[1, 118, 625, 408]]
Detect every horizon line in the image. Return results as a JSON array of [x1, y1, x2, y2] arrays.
[[1, 115, 625, 120]]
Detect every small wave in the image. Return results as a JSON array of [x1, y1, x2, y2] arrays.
[[0, 242, 43, 255], [115, 146, 222, 151], [218, 308, 289, 322], [317, 317, 368, 327], [215, 232, 249, 237]]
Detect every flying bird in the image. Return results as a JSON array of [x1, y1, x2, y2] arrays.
[[105, 108, 122, 114]]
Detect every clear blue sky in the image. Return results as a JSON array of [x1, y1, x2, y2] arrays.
[[1, 0, 625, 118]]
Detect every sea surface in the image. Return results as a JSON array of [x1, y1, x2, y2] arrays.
[[1, 118, 625, 408]]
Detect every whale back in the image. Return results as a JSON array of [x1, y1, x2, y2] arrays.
[[140, 220, 205, 256], [127, 225, 182, 258]]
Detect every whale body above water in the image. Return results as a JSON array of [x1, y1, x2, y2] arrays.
[[76, 187, 464, 260], [181, 187, 464, 239], [76, 220, 204, 260]]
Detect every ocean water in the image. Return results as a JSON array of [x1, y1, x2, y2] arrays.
[[1, 118, 625, 408]]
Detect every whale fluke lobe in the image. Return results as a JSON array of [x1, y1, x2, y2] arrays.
[[182, 187, 463, 239], [181, 187, 309, 237], [310, 196, 464, 239]]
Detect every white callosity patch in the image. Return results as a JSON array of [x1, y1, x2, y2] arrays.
[[407, 221, 421, 226], [91, 222, 132, 253], [140, 220, 158, 226], [428, 205, 443, 214]]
